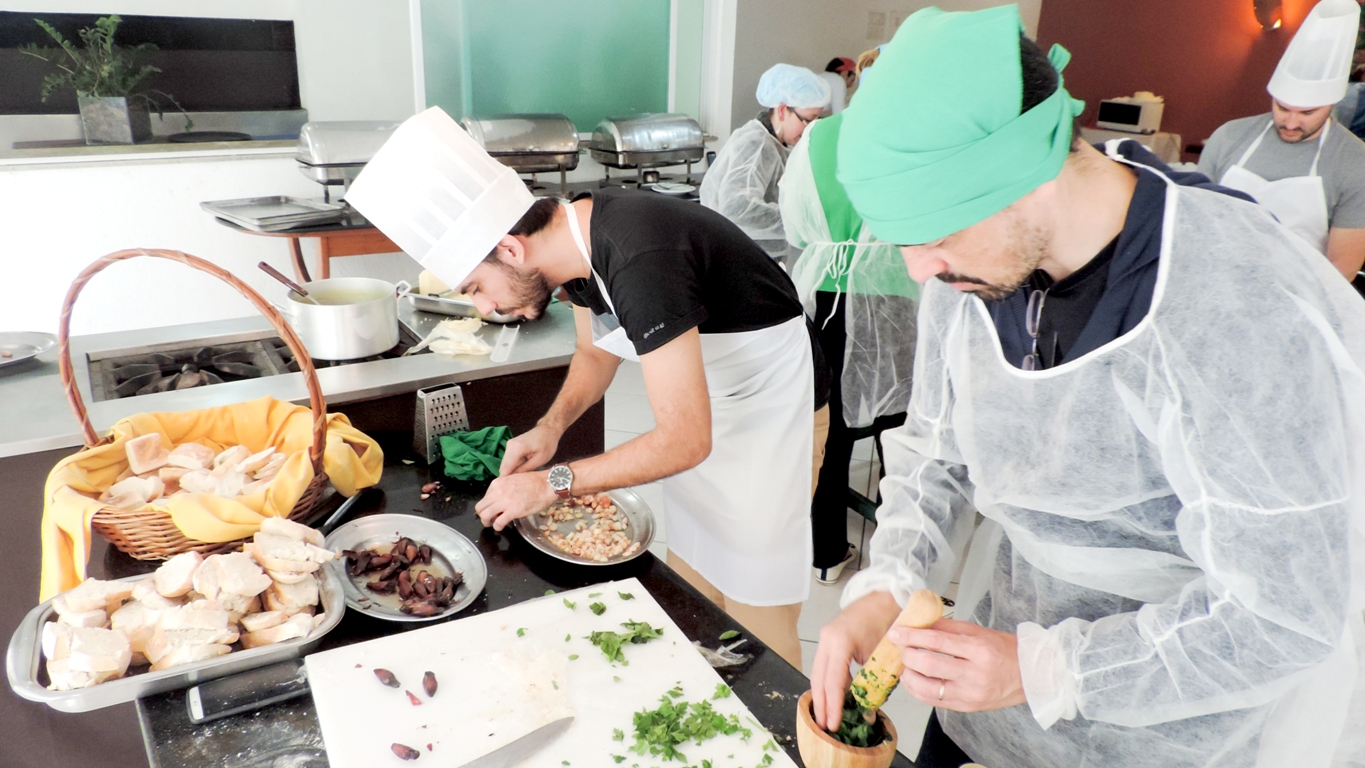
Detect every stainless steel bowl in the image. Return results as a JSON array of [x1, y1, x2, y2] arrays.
[[324, 514, 488, 622], [513, 487, 656, 566]]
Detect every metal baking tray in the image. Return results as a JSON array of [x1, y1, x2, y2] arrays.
[[406, 293, 518, 324], [6, 569, 345, 713], [513, 487, 655, 566], [200, 196, 347, 233], [323, 514, 487, 623]]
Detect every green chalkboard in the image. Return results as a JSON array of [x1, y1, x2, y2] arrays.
[[421, 0, 672, 132]]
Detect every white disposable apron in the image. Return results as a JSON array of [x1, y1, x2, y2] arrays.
[[564, 200, 815, 605], [944, 144, 1362, 767], [1219, 119, 1331, 254]]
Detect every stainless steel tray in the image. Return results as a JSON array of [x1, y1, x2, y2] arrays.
[[406, 293, 518, 324], [6, 569, 345, 713], [513, 487, 655, 566], [200, 196, 347, 233], [0, 331, 56, 368], [323, 514, 487, 623]]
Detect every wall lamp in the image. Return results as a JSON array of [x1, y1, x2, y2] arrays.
[[1254, 0, 1284, 30]]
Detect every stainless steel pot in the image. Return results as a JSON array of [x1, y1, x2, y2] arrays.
[[278, 277, 409, 360]]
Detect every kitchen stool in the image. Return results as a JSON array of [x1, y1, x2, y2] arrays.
[[215, 217, 401, 282]]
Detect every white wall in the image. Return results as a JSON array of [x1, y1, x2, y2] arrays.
[[0, 1, 420, 336], [730, 0, 1042, 132], [2, 0, 415, 145]]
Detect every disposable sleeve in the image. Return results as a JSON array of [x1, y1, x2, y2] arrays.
[[709, 131, 787, 243], [842, 285, 980, 608]]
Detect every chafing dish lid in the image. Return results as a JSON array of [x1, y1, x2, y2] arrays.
[[296, 120, 401, 166], [459, 114, 580, 155], [592, 113, 704, 153]]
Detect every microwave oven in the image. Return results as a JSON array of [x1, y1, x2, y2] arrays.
[[1096, 94, 1164, 134]]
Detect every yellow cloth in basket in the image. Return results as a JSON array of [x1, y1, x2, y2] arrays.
[[39, 396, 383, 600]]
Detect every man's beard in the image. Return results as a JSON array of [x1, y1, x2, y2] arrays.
[[935, 213, 1050, 302], [491, 258, 554, 319]]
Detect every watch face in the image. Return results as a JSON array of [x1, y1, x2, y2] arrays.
[[548, 465, 573, 490]]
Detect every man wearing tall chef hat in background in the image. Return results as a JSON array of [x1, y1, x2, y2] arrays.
[[809, 5, 1365, 767], [1199, 0, 1365, 284], [346, 107, 825, 668]]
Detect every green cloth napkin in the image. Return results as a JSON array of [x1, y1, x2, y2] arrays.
[[439, 426, 511, 481]]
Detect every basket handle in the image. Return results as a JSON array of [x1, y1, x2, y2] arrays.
[[57, 249, 328, 476]]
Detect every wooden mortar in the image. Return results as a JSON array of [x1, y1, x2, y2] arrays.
[[795, 690, 898, 768]]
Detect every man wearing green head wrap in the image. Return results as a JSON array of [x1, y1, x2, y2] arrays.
[[810, 5, 1365, 768]]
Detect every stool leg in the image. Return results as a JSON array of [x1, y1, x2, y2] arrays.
[[317, 238, 331, 279], [289, 238, 311, 283]]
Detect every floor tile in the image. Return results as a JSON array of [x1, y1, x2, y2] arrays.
[[647, 538, 668, 560], [798, 560, 859, 642], [607, 360, 648, 396], [849, 460, 873, 499], [605, 429, 638, 451], [852, 437, 875, 462], [604, 392, 656, 432], [628, 482, 665, 544]]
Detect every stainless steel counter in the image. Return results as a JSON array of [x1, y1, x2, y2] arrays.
[[0, 300, 577, 459]]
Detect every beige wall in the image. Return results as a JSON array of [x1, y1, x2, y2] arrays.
[[730, 0, 1042, 132]]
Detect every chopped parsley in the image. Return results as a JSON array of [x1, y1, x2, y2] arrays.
[[516, 627, 526, 637], [625, 693, 753, 762], [712, 683, 731, 700], [589, 592, 602, 597], [613, 728, 625, 741], [590, 602, 607, 615], [619, 592, 635, 600], [718, 630, 739, 641], [544, 589, 556, 595], [569, 654, 579, 660], [589, 621, 664, 664], [564, 598, 577, 610]]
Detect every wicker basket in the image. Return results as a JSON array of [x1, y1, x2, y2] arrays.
[[57, 248, 330, 560]]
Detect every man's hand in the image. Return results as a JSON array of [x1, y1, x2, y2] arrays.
[[892, 618, 1026, 712], [475, 471, 557, 531], [810, 591, 901, 731], [499, 425, 562, 476]]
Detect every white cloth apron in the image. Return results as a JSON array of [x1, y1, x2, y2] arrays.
[[563, 201, 815, 606], [1219, 119, 1331, 254]]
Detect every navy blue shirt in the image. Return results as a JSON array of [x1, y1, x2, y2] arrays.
[[990, 140, 1254, 369]]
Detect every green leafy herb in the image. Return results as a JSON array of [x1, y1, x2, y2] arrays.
[[612, 756, 626, 764], [564, 598, 577, 610], [545, 589, 556, 595], [625, 693, 753, 763], [718, 630, 739, 641], [590, 602, 607, 615], [590, 621, 664, 664], [831, 691, 884, 748], [614, 676, 622, 682], [666, 685, 684, 698], [759, 755, 774, 767], [619, 592, 635, 600], [613, 728, 625, 741], [401, 459, 415, 465], [569, 654, 579, 660], [516, 627, 526, 637], [566, 633, 572, 642], [590, 592, 602, 597], [762, 739, 777, 751], [552, 680, 559, 689], [712, 683, 731, 700]]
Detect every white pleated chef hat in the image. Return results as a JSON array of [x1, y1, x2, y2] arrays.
[[346, 107, 534, 290], [1267, 0, 1362, 108]]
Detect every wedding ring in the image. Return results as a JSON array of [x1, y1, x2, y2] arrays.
[[939, 680, 946, 701]]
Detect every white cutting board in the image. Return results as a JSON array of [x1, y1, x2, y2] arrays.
[[306, 578, 798, 768]]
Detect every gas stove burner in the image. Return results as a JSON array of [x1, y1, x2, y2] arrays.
[[109, 346, 269, 398], [88, 326, 424, 402]]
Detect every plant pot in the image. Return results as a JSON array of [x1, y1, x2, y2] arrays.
[[795, 690, 899, 768], [77, 95, 152, 145]]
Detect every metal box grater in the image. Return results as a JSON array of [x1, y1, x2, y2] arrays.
[[414, 383, 470, 464]]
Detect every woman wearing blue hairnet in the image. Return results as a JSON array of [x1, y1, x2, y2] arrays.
[[700, 63, 830, 260]]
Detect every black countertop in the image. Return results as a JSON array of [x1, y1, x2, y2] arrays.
[[107, 431, 915, 768]]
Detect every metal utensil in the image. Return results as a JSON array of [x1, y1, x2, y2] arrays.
[[512, 487, 655, 566], [488, 324, 519, 363], [0, 332, 57, 368], [455, 715, 574, 768], [258, 262, 320, 305], [314, 487, 383, 536]]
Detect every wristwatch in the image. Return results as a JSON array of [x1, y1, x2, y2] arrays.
[[547, 463, 574, 499]]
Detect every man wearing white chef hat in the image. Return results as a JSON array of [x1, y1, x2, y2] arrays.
[[347, 107, 825, 667], [1199, 0, 1365, 282]]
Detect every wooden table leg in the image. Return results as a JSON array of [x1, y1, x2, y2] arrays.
[[288, 238, 312, 283], [317, 237, 331, 280]]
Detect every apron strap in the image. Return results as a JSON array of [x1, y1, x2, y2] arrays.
[[561, 199, 619, 316], [1309, 119, 1330, 177], [807, 115, 862, 326]]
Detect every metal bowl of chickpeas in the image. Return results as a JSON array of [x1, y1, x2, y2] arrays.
[[512, 488, 655, 566]]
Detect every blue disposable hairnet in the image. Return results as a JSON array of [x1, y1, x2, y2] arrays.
[[756, 63, 831, 109]]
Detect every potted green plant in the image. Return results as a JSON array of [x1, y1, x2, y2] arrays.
[[18, 15, 191, 145]]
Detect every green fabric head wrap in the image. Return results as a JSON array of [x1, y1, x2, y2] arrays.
[[836, 4, 1085, 245]]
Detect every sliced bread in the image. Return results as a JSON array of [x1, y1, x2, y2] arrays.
[[239, 610, 288, 633], [150, 643, 232, 672], [166, 442, 216, 470], [65, 626, 132, 677], [240, 613, 313, 649], [154, 551, 203, 598], [258, 516, 326, 547], [125, 433, 170, 475], [59, 578, 135, 613]]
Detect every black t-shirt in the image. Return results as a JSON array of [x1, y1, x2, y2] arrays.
[[563, 187, 803, 355], [989, 140, 1255, 368]]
